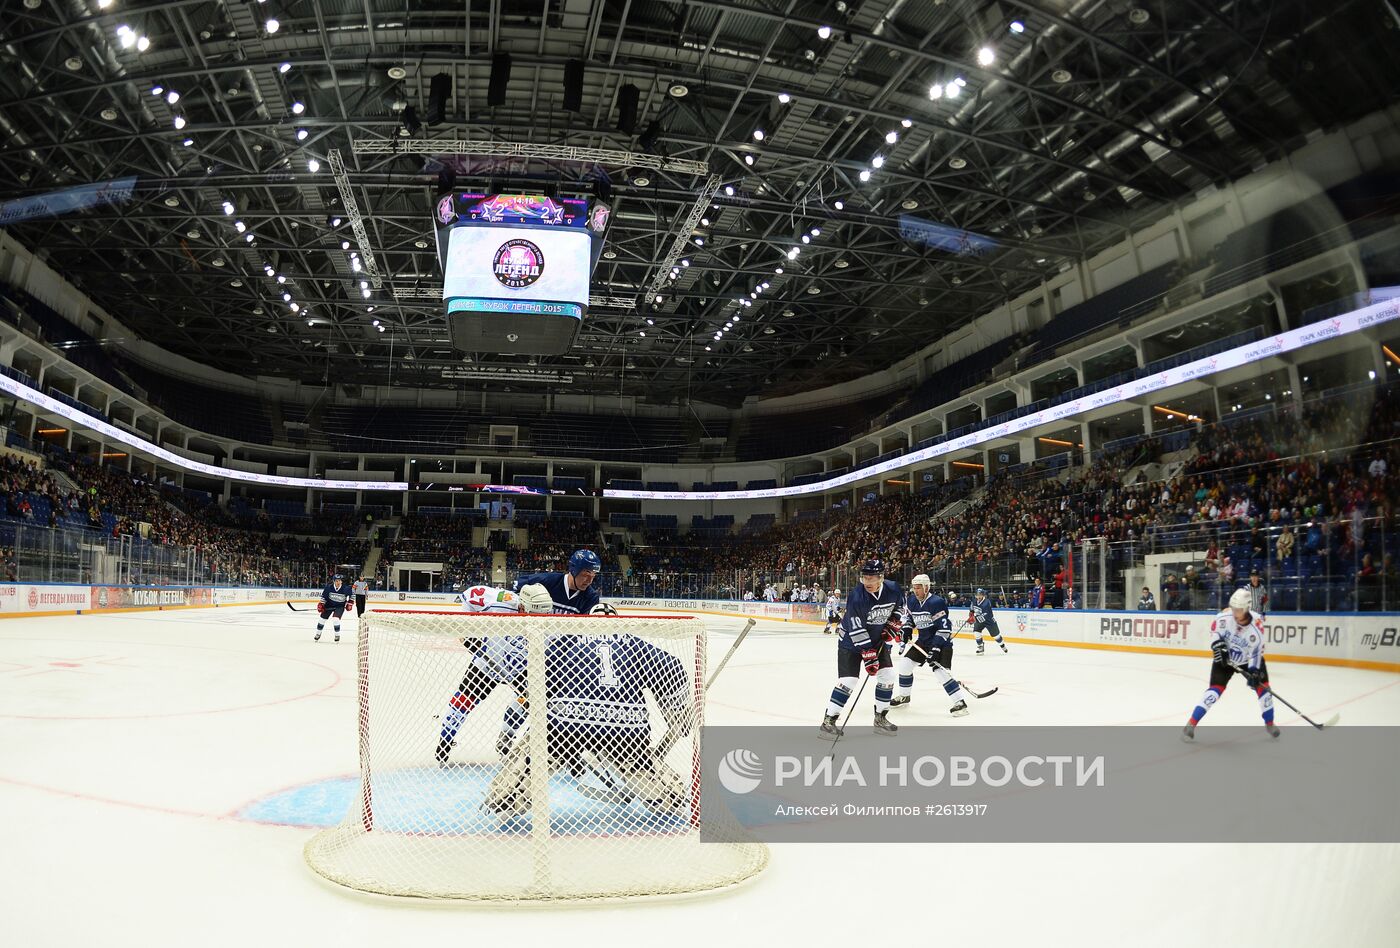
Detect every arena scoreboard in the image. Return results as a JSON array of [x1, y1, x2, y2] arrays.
[[434, 192, 610, 356]]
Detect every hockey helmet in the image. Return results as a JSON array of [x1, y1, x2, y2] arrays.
[[859, 559, 885, 576], [332, 573, 344, 583], [976, 587, 988, 597], [911, 573, 931, 588], [1228, 587, 1252, 612], [569, 548, 602, 576]]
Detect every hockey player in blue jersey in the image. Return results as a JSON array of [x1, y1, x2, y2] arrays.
[[513, 548, 603, 615], [819, 560, 903, 737], [889, 574, 974, 716], [968, 587, 1008, 654], [485, 629, 693, 817], [313, 574, 350, 642]]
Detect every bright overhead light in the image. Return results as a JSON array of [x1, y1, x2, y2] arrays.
[[810, 227, 820, 237], [801, 235, 811, 244], [279, 62, 292, 74], [978, 46, 995, 66], [753, 128, 765, 141], [172, 115, 186, 129], [786, 247, 799, 260], [265, 18, 280, 34], [245, 233, 254, 242], [331, 216, 342, 227], [97, 0, 113, 7], [307, 158, 320, 173], [276, 274, 286, 283], [817, 25, 832, 39], [901, 118, 913, 128], [341, 240, 351, 250], [351, 258, 362, 272], [360, 280, 369, 290], [291, 101, 305, 114], [282, 292, 292, 302], [1010, 20, 1025, 34], [858, 169, 871, 182], [117, 27, 136, 49], [167, 90, 180, 105], [234, 220, 246, 233], [361, 288, 371, 298], [946, 82, 961, 99], [885, 131, 898, 144], [929, 84, 943, 100], [744, 154, 755, 166], [724, 185, 735, 196], [182, 138, 194, 147], [834, 200, 844, 210], [655, 295, 664, 304], [151, 86, 164, 97], [774, 267, 783, 274], [694, 237, 704, 246], [777, 92, 791, 104], [871, 155, 885, 168], [680, 259, 690, 267], [296, 128, 308, 141], [136, 36, 150, 53]]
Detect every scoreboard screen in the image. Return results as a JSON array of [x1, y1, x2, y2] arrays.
[[435, 193, 609, 356]]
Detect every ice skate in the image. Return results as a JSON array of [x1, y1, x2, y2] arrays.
[[1181, 724, 1196, 742], [873, 710, 897, 734], [889, 695, 911, 708], [819, 713, 843, 737], [949, 699, 969, 717]]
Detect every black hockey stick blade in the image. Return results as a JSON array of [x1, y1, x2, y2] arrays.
[[963, 682, 999, 699], [286, 601, 310, 612]]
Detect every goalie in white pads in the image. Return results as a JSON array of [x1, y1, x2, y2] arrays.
[[433, 582, 555, 765], [484, 628, 693, 819], [890, 574, 975, 716], [1182, 588, 1278, 741]]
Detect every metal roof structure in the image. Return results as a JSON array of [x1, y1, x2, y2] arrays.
[[2, 0, 1395, 408]]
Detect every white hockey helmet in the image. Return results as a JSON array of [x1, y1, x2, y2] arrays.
[[1228, 587, 1252, 613], [519, 583, 554, 614], [912, 573, 931, 588]]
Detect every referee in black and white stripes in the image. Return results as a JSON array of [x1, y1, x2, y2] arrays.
[[352, 576, 369, 614]]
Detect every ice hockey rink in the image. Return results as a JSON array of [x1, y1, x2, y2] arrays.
[[3, 604, 1399, 948]]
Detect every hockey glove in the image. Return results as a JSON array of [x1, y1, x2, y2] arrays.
[[881, 616, 903, 645], [861, 647, 881, 677], [1210, 639, 1228, 663], [1240, 666, 1263, 689]]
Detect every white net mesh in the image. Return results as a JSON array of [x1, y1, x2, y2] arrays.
[[304, 610, 769, 901]]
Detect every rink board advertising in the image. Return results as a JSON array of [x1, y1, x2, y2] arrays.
[[700, 727, 1400, 843]]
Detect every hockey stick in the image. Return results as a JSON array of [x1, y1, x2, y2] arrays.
[[1230, 663, 1339, 730], [706, 618, 756, 689], [286, 601, 314, 612], [823, 673, 871, 753]]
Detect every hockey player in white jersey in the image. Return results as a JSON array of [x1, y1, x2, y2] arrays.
[[889, 574, 974, 716], [433, 582, 554, 765], [484, 628, 693, 818], [822, 592, 842, 634], [1182, 588, 1278, 741]]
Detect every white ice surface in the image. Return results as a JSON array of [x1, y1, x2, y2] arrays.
[[2, 605, 1398, 947]]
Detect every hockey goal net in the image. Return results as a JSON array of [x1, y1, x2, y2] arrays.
[[304, 610, 769, 901]]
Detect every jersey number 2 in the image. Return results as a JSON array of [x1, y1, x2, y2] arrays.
[[595, 643, 618, 688]]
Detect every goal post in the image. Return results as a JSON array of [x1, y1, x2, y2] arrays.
[[304, 610, 769, 901]]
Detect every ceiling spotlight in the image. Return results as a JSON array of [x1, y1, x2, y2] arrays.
[[291, 101, 305, 115], [277, 274, 287, 283], [753, 129, 765, 141], [948, 156, 966, 169], [1052, 68, 1072, 84], [858, 169, 871, 182], [100, 107, 118, 121], [351, 258, 362, 272], [167, 90, 180, 106], [774, 267, 783, 274], [834, 259, 849, 268], [786, 248, 799, 260], [360, 280, 369, 290], [810, 228, 821, 237], [117, 26, 136, 49], [331, 216, 342, 227], [136, 36, 150, 52], [978, 47, 995, 66], [307, 158, 320, 173], [172, 115, 186, 130], [282, 292, 292, 302], [655, 294, 664, 303], [235, 220, 247, 233], [221, 201, 235, 215], [182, 138, 194, 146], [1010, 20, 1025, 34], [362, 288, 371, 298], [901, 198, 918, 210], [694, 237, 704, 246], [817, 25, 832, 40], [901, 118, 913, 129], [724, 185, 735, 196], [65, 56, 83, 71], [778, 92, 791, 104], [668, 83, 689, 97], [801, 235, 811, 244], [872, 155, 885, 168], [151, 86, 164, 96], [1129, 7, 1150, 25], [834, 200, 844, 210], [265, 18, 280, 34], [296, 128, 308, 141], [929, 84, 943, 100], [279, 62, 292, 74], [744, 154, 755, 166], [185, 229, 200, 238], [946, 82, 961, 99], [245, 233, 255, 242]]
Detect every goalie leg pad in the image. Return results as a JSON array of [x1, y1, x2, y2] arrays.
[[484, 740, 533, 816]]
